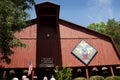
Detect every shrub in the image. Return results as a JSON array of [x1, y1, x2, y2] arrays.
[[54, 66, 72, 80], [105, 76, 120, 80], [73, 77, 86, 80], [9, 69, 15, 74], [22, 69, 28, 74], [90, 75, 105, 80]]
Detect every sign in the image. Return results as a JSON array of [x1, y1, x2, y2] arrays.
[[72, 40, 97, 65], [39, 57, 54, 67]]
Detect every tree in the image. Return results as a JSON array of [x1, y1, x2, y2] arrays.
[[87, 22, 106, 33], [106, 19, 120, 51], [87, 19, 120, 52], [0, 0, 35, 64]]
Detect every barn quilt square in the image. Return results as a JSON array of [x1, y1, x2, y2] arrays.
[[72, 40, 97, 65]]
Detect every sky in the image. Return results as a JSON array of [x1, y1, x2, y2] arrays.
[[28, 0, 120, 27]]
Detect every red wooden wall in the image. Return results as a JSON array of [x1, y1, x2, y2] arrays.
[[59, 19, 120, 67], [0, 1, 120, 68], [1, 19, 119, 68], [0, 24, 37, 68]]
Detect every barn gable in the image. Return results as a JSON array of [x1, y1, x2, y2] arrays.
[[59, 19, 120, 67]]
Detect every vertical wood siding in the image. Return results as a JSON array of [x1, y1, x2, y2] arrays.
[[1, 19, 120, 68], [0, 24, 37, 68]]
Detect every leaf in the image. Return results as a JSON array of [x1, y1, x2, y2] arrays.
[[0, 0, 34, 64]]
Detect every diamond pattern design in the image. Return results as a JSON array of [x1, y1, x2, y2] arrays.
[[72, 40, 97, 65]]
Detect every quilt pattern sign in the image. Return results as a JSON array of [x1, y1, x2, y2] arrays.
[[72, 40, 97, 65]]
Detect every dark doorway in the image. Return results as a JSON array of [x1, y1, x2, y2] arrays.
[[35, 68, 55, 80]]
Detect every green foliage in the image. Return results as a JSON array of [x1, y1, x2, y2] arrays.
[[105, 76, 120, 80], [9, 69, 15, 74], [23, 69, 28, 74], [54, 66, 72, 80], [73, 77, 86, 80], [87, 22, 106, 33], [106, 19, 120, 52], [87, 19, 120, 52], [90, 75, 105, 80], [0, 0, 34, 64]]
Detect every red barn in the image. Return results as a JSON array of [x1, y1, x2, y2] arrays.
[[0, 1, 120, 80]]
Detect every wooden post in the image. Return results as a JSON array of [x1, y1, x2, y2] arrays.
[[32, 70, 34, 80], [2, 70, 6, 79], [110, 66, 114, 76], [85, 67, 89, 80], [98, 67, 102, 75]]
